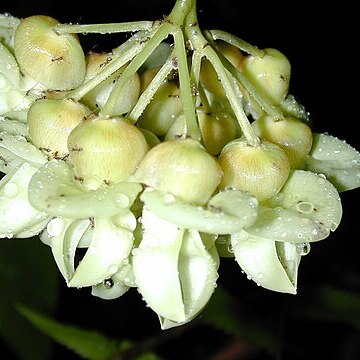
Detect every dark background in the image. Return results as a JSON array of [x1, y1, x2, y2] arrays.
[[1, 1, 359, 359]]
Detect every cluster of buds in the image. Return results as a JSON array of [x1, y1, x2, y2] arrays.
[[1, 1, 359, 330]]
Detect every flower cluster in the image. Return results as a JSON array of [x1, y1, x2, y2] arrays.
[[1, 2, 360, 330]]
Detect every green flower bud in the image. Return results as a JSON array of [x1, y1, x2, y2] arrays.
[[137, 70, 183, 136], [14, 15, 86, 90], [133, 138, 223, 205], [252, 114, 313, 168], [219, 138, 290, 201], [200, 40, 244, 99], [67, 116, 149, 189], [28, 98, 91, 159], [81, 51, 140, 115], [243, 48, 291, 105]]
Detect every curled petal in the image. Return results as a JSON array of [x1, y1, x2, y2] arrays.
[[0, 132, 47, 173], [68, 216, 135, 288], [42, 217, 94, 281], [231, 230, 301, 294], [140, 188, 258, 235], [305, 133, 360, 192], [0, 162, 50, 238], [133, 209, 218, 326], [250, 170, 343, 242], [28, 160, 142, 218]]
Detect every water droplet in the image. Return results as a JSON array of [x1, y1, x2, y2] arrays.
[[107, 264, 119, 275], [296, 242, 311, 256], [296, 201, 314, 214], [116, 193, 130, 208], [47, 218, 66, 237], [3, 182, 18, 197], [163, 193, 176, 204], [103, 278, 114, 288]]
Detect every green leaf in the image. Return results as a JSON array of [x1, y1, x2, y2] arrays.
[[0, 237, 59, 360], [17, 305, 124, 360]]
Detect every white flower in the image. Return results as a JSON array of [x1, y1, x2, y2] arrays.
[[132, 207, 219, 329]]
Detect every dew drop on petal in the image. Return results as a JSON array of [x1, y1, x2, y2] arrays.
[[103, 278, 114, 289], [163, 193, 176, 204], [47, 218, 66, 237], [296, 242, 311, 256], [115, 193, 130, 208]]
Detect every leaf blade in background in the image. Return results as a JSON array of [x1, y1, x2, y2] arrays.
[[17, 305, 123, 360], [0, 237, 59, 360]]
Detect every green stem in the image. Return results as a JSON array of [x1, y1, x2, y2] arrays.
[[101, 22, 173, 117], [54, 21, 154, 34], [211, 46, 283, 118], [184, 10, 259, 146], [208, 29, 265, 57], [167, 0, 194, 26], [128, 52, 175, 123], [190, 50, 203, 107], [173, 29, 201, 140], [66, 33, 148, 101], [203, 30, 282, 117]]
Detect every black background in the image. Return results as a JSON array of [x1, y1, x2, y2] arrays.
[[1, 1, 359, 359]]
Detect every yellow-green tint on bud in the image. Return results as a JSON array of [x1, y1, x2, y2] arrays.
[[252, 115, 313, 169], [137, 70, 183, 136], [27, 98, 91, 159], [14, 15, 86, 90], [67, 116, 149, 190], [198, 108, 237, 155], [243, 48, 290, 105], [219, 138, 290, 201], [133, 138, 223, 205], [200, 41, 244, 99], [81, 52, 140, 116]]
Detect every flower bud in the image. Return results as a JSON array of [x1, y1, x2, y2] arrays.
[[133, 138, 223, 205], [252, 114, 313, 168], [197, 108, 238, 155], [219, 138, 290, 201], [67, 116, 149, 189], [243, 48, 290, 105], [200, 41, 244, 99], [81, 51, 140, 115], [137, 71, 183, 136], [28, 98, 91, 159], [14, 15, 86, 90]]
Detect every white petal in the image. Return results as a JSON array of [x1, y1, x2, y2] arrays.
[[133, 209, 218, 326], [140, 188, 258, 235], [0, 162, 50, 238], [0, 132, 46, 173], [28, 160, 142, 218], [231, 230, 300, 294], [133, 208, 186, 322], [178, 230, 218, 319], [68, 217, 134, 287], [252, 170, 343, 242], [305, 133, 360, 192]]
